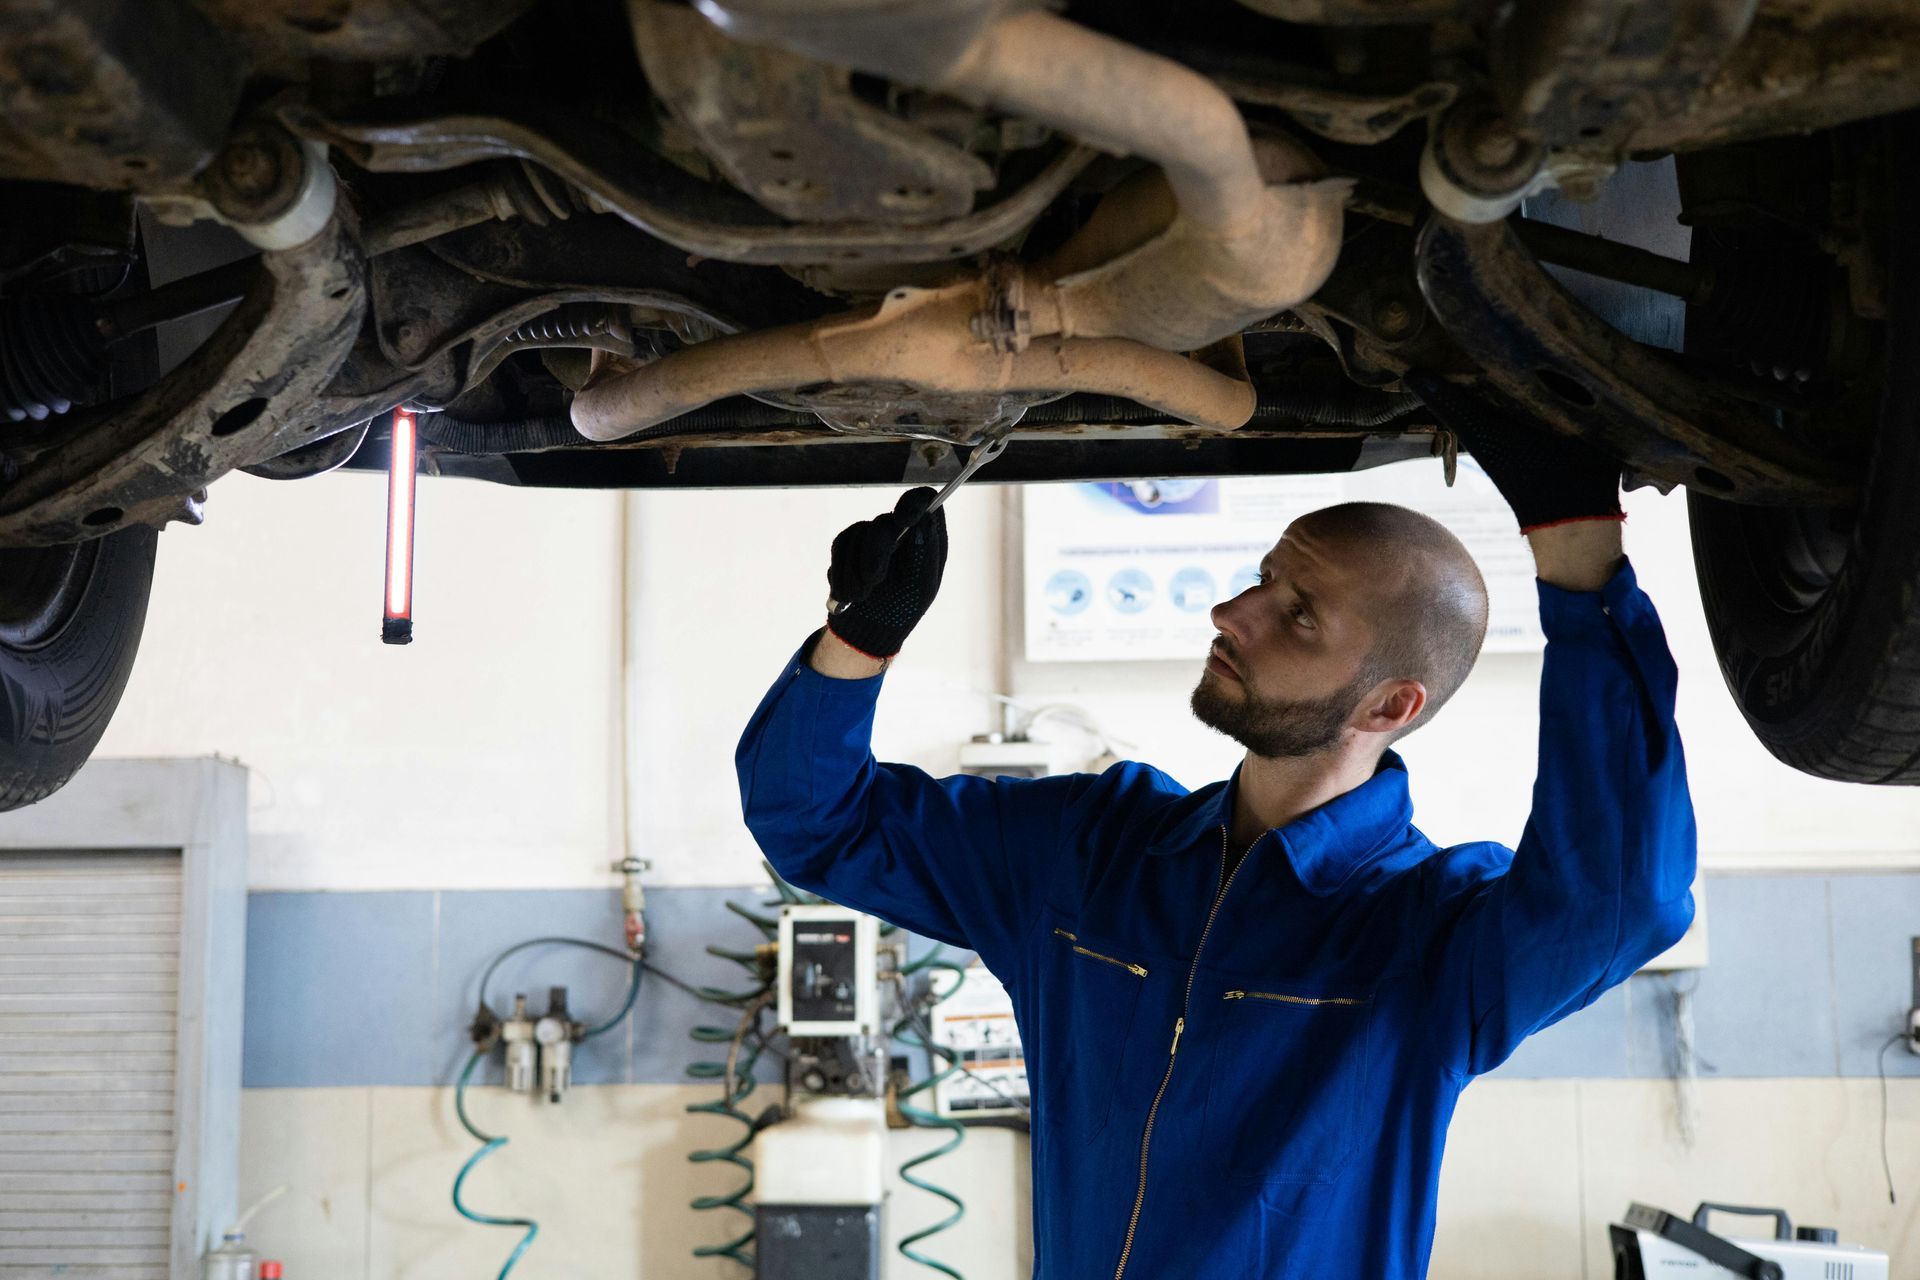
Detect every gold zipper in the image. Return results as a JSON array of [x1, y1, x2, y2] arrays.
[[1053, 928, 1149, 977], [1113, 825, 1255, 1280], [1223, 989, 1369, 1007]]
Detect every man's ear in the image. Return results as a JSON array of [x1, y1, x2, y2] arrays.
[[1356, 679, 1426, 736]]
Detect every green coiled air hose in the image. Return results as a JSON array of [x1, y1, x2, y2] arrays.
[[892, 949, 971, 1279]]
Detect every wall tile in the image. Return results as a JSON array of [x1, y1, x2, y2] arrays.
[[365, 1084, 744, 1280], [1431, 1079, 1583, 1280], [885, 1125, 1031, 1279], [244, 892, 436, 1087], [1828, 874, 1920, 1078], [238, 1088, 371, 1278], [435, 889, 636, 1087], [243, 872, 1918, 1088], [1487, 983, 1631, 1079], [1684, 875, 1837, 1078], [629, 885, 789, 1088], [1575, 1078, 1920, 1280]]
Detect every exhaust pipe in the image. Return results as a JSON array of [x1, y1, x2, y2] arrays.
[[576, 2, 1347, 440]]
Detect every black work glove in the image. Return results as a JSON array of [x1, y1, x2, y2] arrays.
[[1408, 373, 1623, 533], [824, 487, 948, 660]]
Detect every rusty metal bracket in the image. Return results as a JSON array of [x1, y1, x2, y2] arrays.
[[1413, 215, 1859, 507], [1232, 0, 1465, 22], [282, 103, 1096, 267], [0, 0, 245, 190], [243, 417, 372, 480], [1624, 0, 1920, 154], [0, 217, 366, 546], [1213, 74, 1456, 145], [1491, 0, 1757, 152], [631, 0, 994, 225]]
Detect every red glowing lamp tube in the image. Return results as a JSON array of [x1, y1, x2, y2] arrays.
[[381, 408, 417, 645]]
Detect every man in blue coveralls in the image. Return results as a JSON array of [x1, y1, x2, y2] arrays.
[[737, 400, 1697, 1278]]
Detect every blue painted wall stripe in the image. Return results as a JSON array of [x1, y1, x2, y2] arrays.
[[241, 874, 1920, 1089]]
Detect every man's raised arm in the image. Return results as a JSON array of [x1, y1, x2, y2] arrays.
[[1412, 380, 1698, 1075], [736, 489, 1094, 977]]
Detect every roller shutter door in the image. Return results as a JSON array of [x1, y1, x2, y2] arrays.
[[0, 850, 181, 1279]]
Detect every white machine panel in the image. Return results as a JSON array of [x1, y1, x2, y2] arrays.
[[777, 905, 879, 1036]]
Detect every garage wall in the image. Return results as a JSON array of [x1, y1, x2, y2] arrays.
[[91, 464, 1920, 1277], [96, 465, 1920, 893]]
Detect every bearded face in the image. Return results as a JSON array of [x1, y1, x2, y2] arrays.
[[1190, 635, 1378, 759]]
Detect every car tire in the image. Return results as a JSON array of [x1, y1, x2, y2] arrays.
[[0, 526, 158, 810], [1686, 115, 1920, 783]]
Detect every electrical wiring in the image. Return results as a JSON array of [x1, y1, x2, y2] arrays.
[[1878, 1031, 1906, 1205]]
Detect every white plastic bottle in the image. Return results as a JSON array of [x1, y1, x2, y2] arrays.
[[203, 1230, 255, 1280]]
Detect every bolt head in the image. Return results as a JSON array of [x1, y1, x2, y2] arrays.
[[204, 121, 304, 222], [1467, 119, 1522, 170], [1373, 298, 1415, 338], [218, 142, 280, 200]]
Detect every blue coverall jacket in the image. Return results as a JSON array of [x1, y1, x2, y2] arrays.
[[737, 561, 1697, 1278]]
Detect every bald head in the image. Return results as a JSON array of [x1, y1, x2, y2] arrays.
[[1290, 502, 1491, 740]]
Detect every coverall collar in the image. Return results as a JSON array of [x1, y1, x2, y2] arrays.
[[1144, 751, 1416, 896]]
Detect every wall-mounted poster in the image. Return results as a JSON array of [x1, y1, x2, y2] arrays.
[[1022, 458, 1545, 663]]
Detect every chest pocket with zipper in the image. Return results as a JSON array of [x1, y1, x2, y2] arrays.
[[1031, 921, 1149, 1140], [1200, 982, 1374, 1185]]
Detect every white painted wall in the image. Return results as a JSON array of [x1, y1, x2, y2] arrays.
[[96, 469, 626, 890], [98, 462, 1920, 891]]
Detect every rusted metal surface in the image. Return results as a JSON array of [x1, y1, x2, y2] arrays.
[[420, 215, 826, 327], [367, 242, 729, 376], [199, 116, 311, 225], [1625, 0, 1920, 153], [709, 7, 1350, 348], [574, 5, 1348, 440], [1415, 215, 1859, 507], [0, 0, 244, 189], [631, 1, 994, 224], [282, 102, 1096, 266], [570, 277, 1263, 438], [1492, 0, 1759, 152], [360, 160, 595, 257], [1419, 94, 1552, 223], [777, 384, 1063, 443], [1215, 74, 1456, 145], [242, 416, 371, 479], [189, 0, 531, 66], [0, 218, 366, 546], [692, 0, 1013, 87], [307, 213, 828, 431], [1230, 0, 1465, 21]]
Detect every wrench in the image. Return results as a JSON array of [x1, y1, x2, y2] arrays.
[[920, 433, 1010, 521], [829, 434, 1010, 614]]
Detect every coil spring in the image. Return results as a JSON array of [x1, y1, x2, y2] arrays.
[[505, 304, 624, 347], [494, 160, 597, 228], [0, 295, 109, 423]]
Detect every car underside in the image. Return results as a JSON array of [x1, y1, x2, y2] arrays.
[[2, 0, 1920, 803]]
